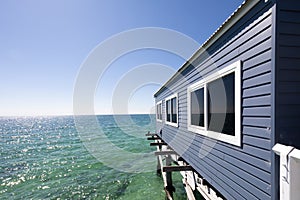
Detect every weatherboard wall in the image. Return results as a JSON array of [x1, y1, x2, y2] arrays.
[[155, 1, 275, 199], [275, 0, 300, 149]]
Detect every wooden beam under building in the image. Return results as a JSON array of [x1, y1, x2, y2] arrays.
[[150, 142, 167, 146], [145, 132, 158, 137], [147, 137, 161, 140], [163, 165, 193, 172], [154, 150, 177, 156]]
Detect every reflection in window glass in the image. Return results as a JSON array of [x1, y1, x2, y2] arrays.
[[156, 103, 162, 120], [166, 100, 171, 122], [159, 104, 162, 120], [171, 97, 177, 123], [191, 88, 204, 127], [207, 72, 235, 135]]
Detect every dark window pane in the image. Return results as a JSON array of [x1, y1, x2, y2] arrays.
[[191, 88, 204, 127], [171, 97, 177, 123], [159, 104, 162, 120], [157, 103, 162, 120], [166, 100, 171, 122], [207, 72, 235, 135]]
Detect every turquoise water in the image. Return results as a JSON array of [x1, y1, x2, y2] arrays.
[[0, 115, 186, 199]]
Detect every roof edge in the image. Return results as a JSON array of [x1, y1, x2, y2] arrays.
[[154, 0, 260, 98]]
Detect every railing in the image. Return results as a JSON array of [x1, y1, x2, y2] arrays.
[[273, 144, 300, 200]]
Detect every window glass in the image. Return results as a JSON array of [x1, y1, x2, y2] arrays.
[[191, 88, 204, 127], [171, 97, 177, 123], [156, 103, 162, 120], [159, 104, 162, 120], [207, 72, 235, 135], [166, 100, 171, 122]]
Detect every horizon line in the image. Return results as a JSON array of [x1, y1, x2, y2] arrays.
[[0, 113, 155, 118]]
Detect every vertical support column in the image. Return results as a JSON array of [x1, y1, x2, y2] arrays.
[[156, 140, 162, 176], [165, 155, 175, 199], [157, 151, 162, 175]]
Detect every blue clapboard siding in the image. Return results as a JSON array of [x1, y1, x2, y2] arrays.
[[276, 0, 300, 149], [155, 1, 275, 199]]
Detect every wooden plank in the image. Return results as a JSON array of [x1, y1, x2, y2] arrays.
[[278, 34, 300, 47], [165, 155, 174, 199], [215, 12, 272, 62], [201, 139, 271, 170], [147, 137, 161, 140], [243, 49, 272, 70], [243, 126, 271, 139], [278, 69, 300, 81], [278, 22, 300, 35], [278, 93, 300, 105], [279, 117, 300, 128], [243, 95, 271, 107], [243, 61, 271, 79], [278, 57, 300, 70], [278, 105, 300, 117], [163, 165, 193, 172], [243, 72, 271, 89], [279, 1, 300, 11], [278, 81, 300, 93], [150, 142, 167, 146], [279, 45, 300, 58], [145, 132, 157, 137], [243, 135, 271, 150], [243, 117, 271, 128], [243, 106, 271, 117], [243, 84, 271, 98], [154, 150, 177, 156]]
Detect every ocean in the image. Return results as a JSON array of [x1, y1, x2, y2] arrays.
[[0, 115, 186, 199]]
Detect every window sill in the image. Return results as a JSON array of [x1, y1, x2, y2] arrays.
[[166, 121, 179, 128], [188, 128, 241, 147]]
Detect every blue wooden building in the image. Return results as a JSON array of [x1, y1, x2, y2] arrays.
[[154, 0, 300, 199]]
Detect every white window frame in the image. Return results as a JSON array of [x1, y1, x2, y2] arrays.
[[187, 60, 241, 146], [156, 100, 163, 122], [187, 80, 206, 132], [165, 93, 179, 127]]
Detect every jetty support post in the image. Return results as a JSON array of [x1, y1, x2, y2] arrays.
[[165, 154, 175, 199], [156, 141, 162, 175]]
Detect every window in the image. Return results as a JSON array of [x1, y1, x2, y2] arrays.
[[165, 94, 178, 127], [187, 60, 241, 146], [207, 72, 235, 135], [166, 100, 171, 122], [156, 101, 162, 121], [171, 97, 177, 123], [190, 87, 205, 127]]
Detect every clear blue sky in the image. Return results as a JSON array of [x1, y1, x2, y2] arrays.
[[0, 0, 244, 116]]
